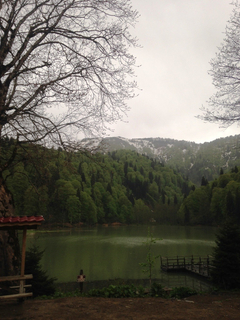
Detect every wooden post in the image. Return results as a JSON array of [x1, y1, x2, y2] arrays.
[[207, 255, 209, 277], [20, 227, 27, 294], [21, 227, 27, 276]]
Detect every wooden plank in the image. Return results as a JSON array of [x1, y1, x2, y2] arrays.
[[0, 274, 33, 282], [0, 292, 33, 299], [10, 284, 32, 289]]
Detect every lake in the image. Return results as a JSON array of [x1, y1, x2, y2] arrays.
[[26, 225, 217, 290]]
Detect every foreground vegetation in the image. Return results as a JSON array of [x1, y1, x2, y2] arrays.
[[38, 283, 198, 300]]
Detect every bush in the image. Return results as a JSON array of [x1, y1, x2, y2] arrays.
[[169, 287, 197, 299], [150, 282, 165, 297], [87, 284, 144, 298], [37, 283, 199, 300]]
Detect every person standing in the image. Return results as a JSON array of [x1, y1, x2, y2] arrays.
[[77, 269, 86, 293]]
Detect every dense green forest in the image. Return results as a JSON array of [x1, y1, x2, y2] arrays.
[[100, 135, 240, 185], [178, 167, 240, 225], [2, 138, 193, 225], [2, 137, 240, 226]]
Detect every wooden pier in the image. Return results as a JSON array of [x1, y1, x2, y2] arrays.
[[160, 255, 213, 278]]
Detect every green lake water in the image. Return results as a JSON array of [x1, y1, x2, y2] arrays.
[[25, 225, 217, 290]]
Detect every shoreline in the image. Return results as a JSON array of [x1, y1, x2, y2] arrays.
[[56, 279, 158, 293], [56, 277, 213, 294]]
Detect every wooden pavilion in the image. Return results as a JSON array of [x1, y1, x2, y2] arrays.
[[0, 216, 44, 299]]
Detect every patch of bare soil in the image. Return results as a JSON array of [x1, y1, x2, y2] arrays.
[[1, 292, 240, 320]]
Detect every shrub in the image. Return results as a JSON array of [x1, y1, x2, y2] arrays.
[[150, 282, 165, 297], [170, 286, 197, 299], [87, 284, 144, 298]]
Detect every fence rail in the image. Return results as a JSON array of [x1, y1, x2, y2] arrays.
[[0, 274, 33, 299], [160, 255, 213, 278]]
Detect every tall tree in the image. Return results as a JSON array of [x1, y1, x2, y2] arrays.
[[0, 0, 138, 275], [211, 221, 240, 289], [0, 0, 138, 148], [200, 1, 240, 127]]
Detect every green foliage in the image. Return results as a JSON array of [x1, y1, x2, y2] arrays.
[[5, 138, 240, 227], [25, 245, 57, 297], [103, 135, 240, 186], [38, 284, 199, 299], [3, 143, 189, 225], [151, 283, 197, 299], [87, 284, 142, 298], [150, 282, 165, 297], [67, 195, 81, 224], [178, 167, 240, 225], [169, 287, 197, 299], [80, 191, 97, 224], [211, 221, 240, 289]]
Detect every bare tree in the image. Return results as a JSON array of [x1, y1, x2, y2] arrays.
[[0, 0, 138, 276], [0, 0, 138, 149], [199, 1, 240, 127]]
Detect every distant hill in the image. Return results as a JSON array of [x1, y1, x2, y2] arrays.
[[82, 135, 240, 185]]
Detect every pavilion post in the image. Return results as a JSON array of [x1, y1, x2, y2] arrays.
[[20, 227, 27, 294], [0, 216, 44, 300]]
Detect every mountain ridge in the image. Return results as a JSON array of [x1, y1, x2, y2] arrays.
[[83, 135, 240, 185]]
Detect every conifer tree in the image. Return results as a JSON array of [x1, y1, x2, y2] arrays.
[[25, 245, 56, 297], [211, 221, 240, 289]]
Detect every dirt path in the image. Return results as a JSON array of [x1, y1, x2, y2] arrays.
[[1, 292, 240, 319]]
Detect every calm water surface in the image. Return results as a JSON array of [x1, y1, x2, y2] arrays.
[[26, 225, 217, 288]]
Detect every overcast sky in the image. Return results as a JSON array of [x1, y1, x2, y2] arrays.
[[108, 0, 239, 144]]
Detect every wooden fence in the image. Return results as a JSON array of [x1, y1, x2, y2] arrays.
[[160, 255, 213, 278], [0, 274, 33, 299]]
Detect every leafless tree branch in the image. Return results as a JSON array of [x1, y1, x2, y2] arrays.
[[0, 0, 139, 152], [198, 1, 240, 128]]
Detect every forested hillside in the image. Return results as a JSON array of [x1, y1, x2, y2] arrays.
[[2, 138, 193, 225], [90, 135, 240, 185], [178, 166, 240, 225]]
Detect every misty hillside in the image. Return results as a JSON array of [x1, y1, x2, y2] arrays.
[[82, 135, 240, 185]]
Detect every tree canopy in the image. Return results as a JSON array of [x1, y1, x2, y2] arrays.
[[178, 166, 240, 225], [2, 143, 190, 225]]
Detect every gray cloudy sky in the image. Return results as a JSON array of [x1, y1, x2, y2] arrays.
[[108, 0, 239, 144]]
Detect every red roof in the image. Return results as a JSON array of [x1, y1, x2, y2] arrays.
[[0, 216, 44, 229]]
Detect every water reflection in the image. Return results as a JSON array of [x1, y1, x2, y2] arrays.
[[25, 225, 216, 288]]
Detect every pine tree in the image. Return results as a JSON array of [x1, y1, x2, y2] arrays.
[[25, 245, 56, 297], [211, 221, 240, 289]]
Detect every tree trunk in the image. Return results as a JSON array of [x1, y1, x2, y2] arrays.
[[0, 179, 20, 276]]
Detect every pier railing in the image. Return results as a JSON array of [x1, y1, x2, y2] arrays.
[[160, 255, 213, 278]]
